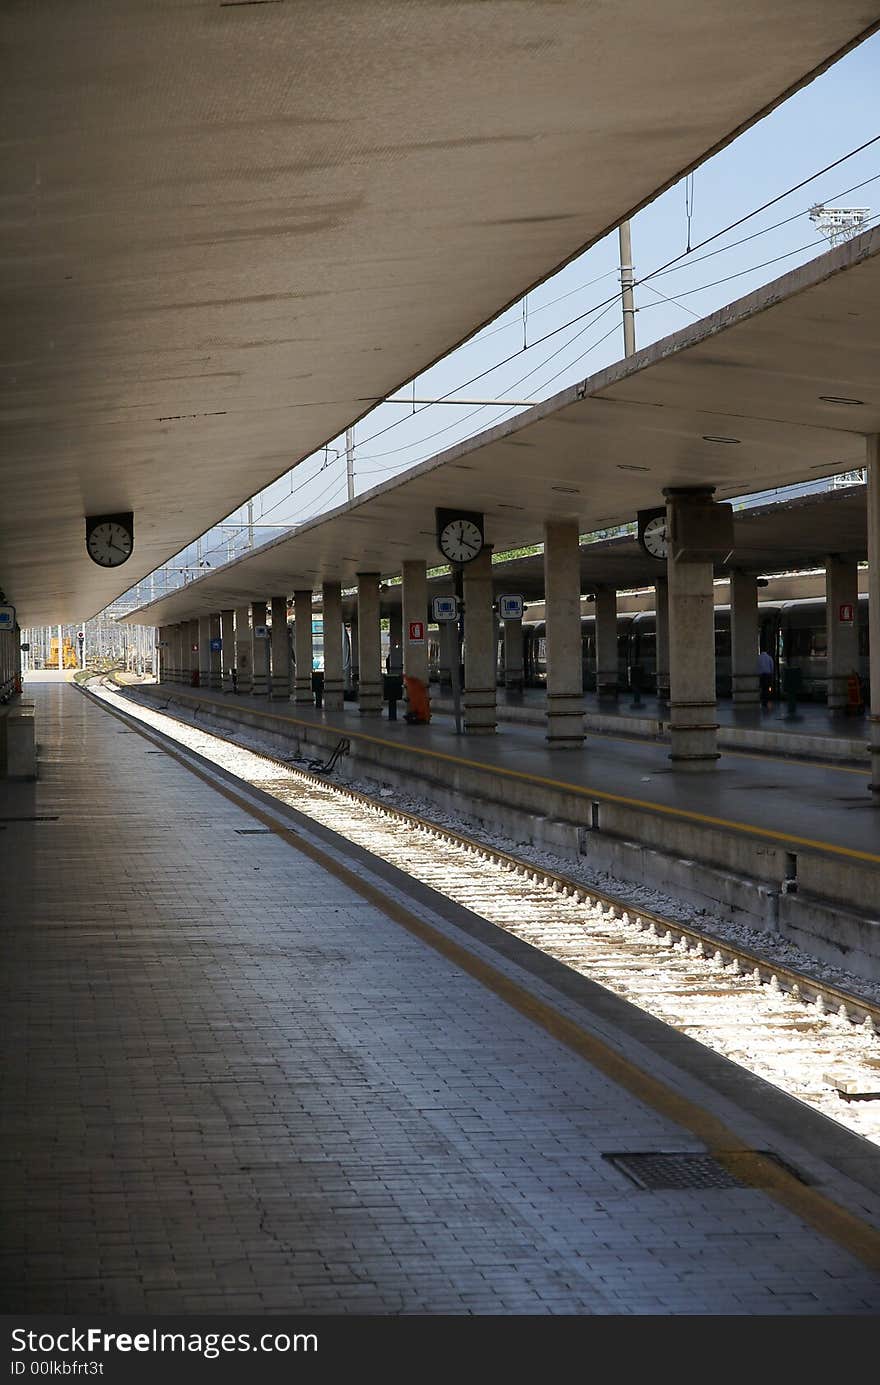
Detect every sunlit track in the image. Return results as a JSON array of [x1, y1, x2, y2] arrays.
[[86, 679, 880, 1145]]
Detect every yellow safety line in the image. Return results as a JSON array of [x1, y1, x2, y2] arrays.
[[90, 685, 880, 1274], [159, 688, 880, 867]]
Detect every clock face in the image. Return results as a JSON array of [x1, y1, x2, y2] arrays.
[[439, 518, 483, 564], [86, 520, 134, 568], [640, 514, 668, 560]]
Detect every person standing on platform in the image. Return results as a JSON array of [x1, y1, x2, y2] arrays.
[[758, 648, 774, 709]]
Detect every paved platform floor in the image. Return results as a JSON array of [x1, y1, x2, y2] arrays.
[[464, 685, 870, 745], [153, 682, 880, 865], [3, 677, 880, 1314]]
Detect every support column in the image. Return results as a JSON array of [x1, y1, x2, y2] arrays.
[[322, 582, 344, 711], [543, 520, 584, 747], [655, 578, 669, 704], [349, 613, 359, 692], [866, 435, 880, 800], [503, 617, 523, 692], [293, 590, 313, 703], [402, 560, 429, 687], [463, 546, 496, 733], [595, 586, 618, 700], [188, 620, 200, 685], [388, 601, 403, 675], [730, 570, 760, 706], [157, 627, 167, 683], [438, 620, 454, 690], [666, 492, 719, 770], [251, 600, 269, 696], [270, 597, 290, 700], [220, 610, 235, 692], [198, 615, 212, 689], [825, 555, 860, 711], [356, 574, 382, 715], [234, 605, 252, 694], [209, 614, 222, 689]]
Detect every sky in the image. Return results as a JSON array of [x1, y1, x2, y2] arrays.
[[118, 31, 880, 606]]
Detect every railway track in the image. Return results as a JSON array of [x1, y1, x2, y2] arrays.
[[88, 678, 880, 1143]]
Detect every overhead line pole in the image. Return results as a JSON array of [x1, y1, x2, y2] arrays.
[[346, 427, 355, 503], [618, 219, 637, 357]]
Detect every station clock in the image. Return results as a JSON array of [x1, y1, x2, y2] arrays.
[[637, 507, 668, 561], [85, 512, 135, 568], [436, 508, 484, 565]]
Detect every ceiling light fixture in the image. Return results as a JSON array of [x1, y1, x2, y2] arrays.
[[818, 394, 865, 405], [551, 485, 580, 494], [702, 435, 741, 445], [617, 463, 650, 472]]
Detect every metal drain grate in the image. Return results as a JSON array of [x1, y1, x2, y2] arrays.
[[235, 828, 272, 835], [603, 1151, 806, 1190]]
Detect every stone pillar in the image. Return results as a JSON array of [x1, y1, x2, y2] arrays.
[[655, 577, 670, 704], [503, 617, 523, 692], [188, 620, 200, 684], [388, 601, 403, 675], [198, 615, 212, 689], [356, 575, 382, 715], [357, 573, 382, 715], [251, 600, 269, 696], [349, 613, 359, 691], [172, 624, 183, 683], [234, 605, 252, 694], [270, 597, 289, 700], [157, 626, 167, 682], [209, 614, 222, 689], [463, 546, 496, 733], [595, 586, 618, 700], [220, 610, 235, 692], [543, 520, 584, 747], [826, 556, 860, 711], [666, 492, 719, 770], [866, 435, 880, 801], [438, 620, 454, 689], [402, 560, 429, 686], [293, 590, 313, 704], [322, 582, 344, 711], [730, 570, 759, 706]]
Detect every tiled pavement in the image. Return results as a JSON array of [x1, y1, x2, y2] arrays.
[[1, 677, 879, 1315]]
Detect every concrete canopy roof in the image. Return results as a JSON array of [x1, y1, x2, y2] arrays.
[[123, 229, 880, 627], [4, 1, 879, 627], [328, 484, 869, 616]]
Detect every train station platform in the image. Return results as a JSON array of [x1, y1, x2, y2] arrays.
[[136, 679, 880, 976], [3, 673, 880, 1315], [431, 688, 871, 766]]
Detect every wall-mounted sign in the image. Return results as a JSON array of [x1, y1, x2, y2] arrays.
[[432, 596, 458, 622], [210, 637, 222, 652], [839, 603, 855, 626], [498, 594, 524, 621], [0, 605, 16, 632], [408, 620, 425, 644], [191, 643, 198, 653], [253, 625, 269, 639]]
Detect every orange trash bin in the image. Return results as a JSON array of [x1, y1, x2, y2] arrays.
[[403, 675, 431, 724]]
